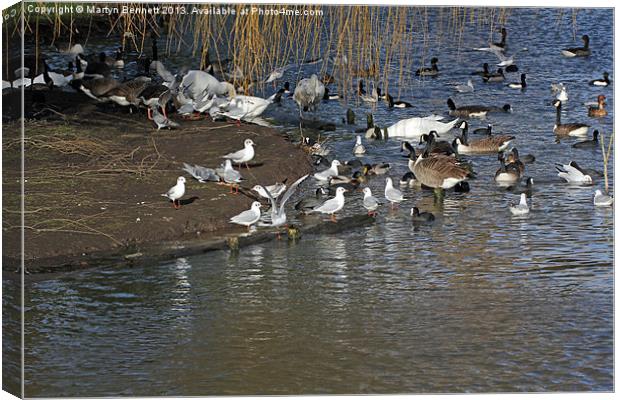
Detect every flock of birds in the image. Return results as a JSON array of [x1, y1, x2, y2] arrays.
[[5, 27, 613, 234]]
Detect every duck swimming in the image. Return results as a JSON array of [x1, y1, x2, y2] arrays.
[[562, 34, 591, 57]]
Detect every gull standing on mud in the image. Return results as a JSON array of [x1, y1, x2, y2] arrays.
[[252, 180, 287, 200], [229, 201, 262, 230], [223, 139, 256, 169], [216, 159, 244, 193], [161, 176, 186, 209], [311, 186, 347, 222]]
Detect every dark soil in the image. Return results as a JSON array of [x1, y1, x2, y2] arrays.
[[2, 90, 315, 272]]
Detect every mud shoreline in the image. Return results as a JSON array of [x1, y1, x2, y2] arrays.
[[1, 90, 341, 274]]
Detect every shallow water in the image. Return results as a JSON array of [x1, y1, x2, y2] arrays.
[[8, 7, 614, 395]]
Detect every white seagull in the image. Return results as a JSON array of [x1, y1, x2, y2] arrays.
[[454, 79, 474, 93], [182, 163, 220, 183], [310, 186, 347, 222], [161, 176, 186, 209], [362, 187, 380, 216], [260, 174, 309, 229], [594, 190, 613, 207], [384, 177, 405, 207], [216, 159, 244, 194], [222, 139, 256, 169], [314, 160, 341, 182], [509, 193, 530, 215], [353, 135, 366, 155], [556, 161, 593, 185], [252, 181, 287, 200], [230, 201, 262, 230]]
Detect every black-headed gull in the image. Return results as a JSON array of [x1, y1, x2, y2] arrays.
[[509, 193, 530, 215], [384, 177, 404, 207], [594, 190, 613, 206], [314, 160, 341, 181], [216, 159, 244, 194], [556, 161, 593, 185], [223, 139, 255, 169], [229, 201, 262, 230], [362, 187, 380, 216], [161, 176, 186, 209], [182, 163, 220, 183], [310, 186, 347, 222]]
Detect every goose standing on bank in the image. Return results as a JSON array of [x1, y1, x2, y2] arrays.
[[293, 74, 325, 117], [553, 99, 589, 137], [77, 77, 120, 100], [509, 193, 530, 216], [562, 34, 591, 57], [589, 72, 610, 87], [556, 161, 593, 185]]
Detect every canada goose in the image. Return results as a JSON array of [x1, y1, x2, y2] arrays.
[[410, 207, 435, 223], [353, 135, 366, 155], [321, 73, 335, 85], [507, 73, 527, 89], [411, 150, 470, 190], [509, 193, 530, 216], [293, 74, 325, 116], [83, 52, 111, 78], [593, 190, 613, 207], [493, 27, 508, 50], [505, 148, 526, 175], [506, 177, 534, 197], [453, 181, 471, 193], [386, 93, 412, 108], [78, 77, 120, 100], [323, 87, 340, 100], [588, 95, 607, 117], [454, 79, 474, 93], [471, 63, 490, 77], [384, 177, 405, 206], [482, 68, 505, 83], [494, 158, 521, 185], [43, 60, 73, 87], [589, 72, 610, 87], [572, 130, 600, 149], [105, 79, 149, 110], [562, 34, 591, 57], [421, 131, 456, 156], [556, 161, 593, 185], [362, 187, 380, 216], [553, 99, 589, 137], [139, 84, 171, 119], [415, 57, 439, 77], [447, 98, 489, 118], [454, 121, 514, 154]]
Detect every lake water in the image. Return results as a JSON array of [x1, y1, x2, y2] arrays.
[[5, 6, 614, 395]]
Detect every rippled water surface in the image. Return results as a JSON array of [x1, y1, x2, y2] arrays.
[[6, 7, 614, 396]]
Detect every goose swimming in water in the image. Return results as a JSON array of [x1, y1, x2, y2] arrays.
[[386, 93, 413, 108], [411, 150, 470, 190], [553, 99, 589, 137], [447, 98, 511, 118], [471, 63, 490, 77], [562, 34, 591, 57], [454, 121, 515, 154]]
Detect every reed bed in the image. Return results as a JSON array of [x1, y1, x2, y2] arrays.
[[5, 4, 583, 96]]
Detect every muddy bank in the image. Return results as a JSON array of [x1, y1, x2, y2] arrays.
[[2, 90, 320, 273]]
